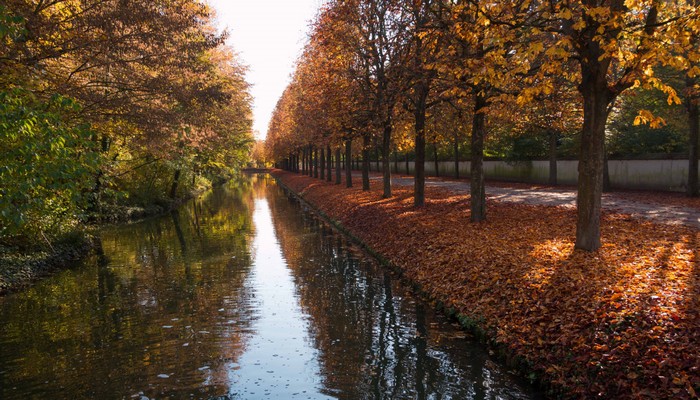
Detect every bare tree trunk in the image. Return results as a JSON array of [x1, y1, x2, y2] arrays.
[[345, 139, 353, 188], [320, 147, 326, 180], [603, 144, 611, 192], [335, 147, 342, 184], [414, 83, 428, 206], [454, 136, 460, 179], [433, 141, 439, 177], [688, 76, 699, 197], [327, 145, 333, 182], [471, 93, 487, 222], [393, 150, 398, 174], [549, 130, 558, 185], [382, 120, 392, 198], [313, 146, 319, 178], [362, 134, 371, 191], [405, 153, 409, 176]]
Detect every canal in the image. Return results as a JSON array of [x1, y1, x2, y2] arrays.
[[0, 174, 539, 399]]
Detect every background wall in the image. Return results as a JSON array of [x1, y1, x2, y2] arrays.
[[362, 159, 698, 192]]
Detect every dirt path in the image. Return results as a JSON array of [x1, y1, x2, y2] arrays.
[[358, 172, 700, 229]]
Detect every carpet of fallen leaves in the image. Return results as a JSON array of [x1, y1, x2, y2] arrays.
[[273, 170, 700, 399]]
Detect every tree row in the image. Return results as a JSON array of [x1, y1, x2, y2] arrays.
[[266, 0, 700, 251]]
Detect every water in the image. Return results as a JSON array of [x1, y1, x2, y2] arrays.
[[0, 175, 539, 399]]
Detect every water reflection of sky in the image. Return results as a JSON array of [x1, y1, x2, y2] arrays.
[[226, 198, 333, 399]]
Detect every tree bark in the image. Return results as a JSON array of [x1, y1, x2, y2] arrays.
[[362, 134, 371, 191], [549, 130, 557, 185], [575, 68, 613, 251], [393, 150, 398, 174], [433, 141, 439, 177], [313, 146, 319, 178], [327, 145, 333, 182], [471, 93, 487, 222], [405, 153, 409, 176], [382, 120, 392, 198], [345, 139, 353, 188], [603, 144, 611, 192], [454, 137, 460, 179], [335, 147, 342, 184], [320, 146, 326, 180], [413, 83, 428, 207], [687, 76, 699, 197]]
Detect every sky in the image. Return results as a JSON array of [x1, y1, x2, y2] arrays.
[[206, 0, 322, 140]]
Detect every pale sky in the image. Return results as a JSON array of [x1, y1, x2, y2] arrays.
[[207, 1, 322, 140]]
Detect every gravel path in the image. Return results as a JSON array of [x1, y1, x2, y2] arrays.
[[359, 173, 700, 229]]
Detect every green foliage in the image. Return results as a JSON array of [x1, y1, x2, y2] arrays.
[[0, 5, 25, 42], [0, 88, 99, 246], [608, 87, 688, 157]]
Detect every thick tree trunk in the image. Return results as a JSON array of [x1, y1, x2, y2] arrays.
[[575, 72, 612, 251], [433, 142, 439, 177], [335, 147, 342, 184], [170, 169, 181, 199], [362, 134, 371, 191], [454, 137, 460, 179], [549, 130, 557, 185], [382, 121, 392, 198], [320, 147, 326, 180], [405, 153, 409, 176], [471, 94, 487, 222], [688, 77, 699, 197], [345, 139, 353, 188]]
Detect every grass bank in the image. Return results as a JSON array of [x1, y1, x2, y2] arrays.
[[272, 169, 699, 400], [0, 180, 221, 295], [0, 232, 96, 295]]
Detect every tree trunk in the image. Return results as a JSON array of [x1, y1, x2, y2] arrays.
[[320, 147, 326, 180], [313, 147, 319, 178], [454, 137, 460, 179], [549, 130, 557, 185], [575, 70, 613, 251], [362, 134, 371, 191], [603, 144, 611, 192], [413, 83, 428, 207], [170, 169, 181, 199], [471, 93, 487, 222], [326, 145, 333, 182], [335, 147, 342, 184], [433, 141, 439, 177], [688, 76, 699, 197], [393, 150, 398, 174], [405, 153, 409, 176], [345, 139, 353, 188], [382, 120, 392, 198]]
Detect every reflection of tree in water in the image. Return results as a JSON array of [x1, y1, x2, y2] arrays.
[[0, 177, 261, 399], [266, 186, 535, 399]]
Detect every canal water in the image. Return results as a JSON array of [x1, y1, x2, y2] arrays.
[[0, 175, 539, 399]]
